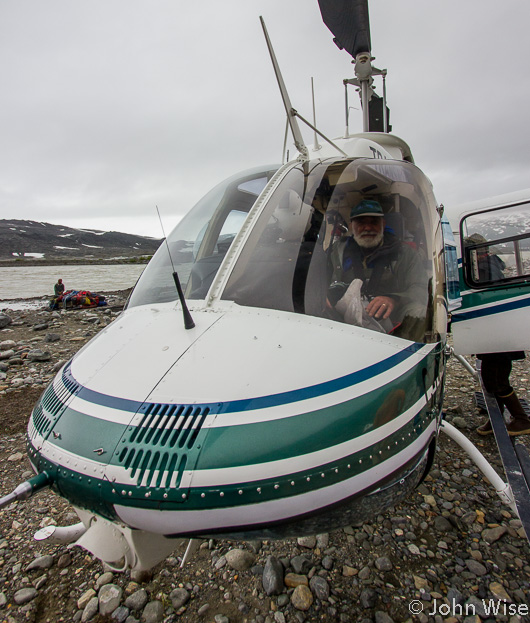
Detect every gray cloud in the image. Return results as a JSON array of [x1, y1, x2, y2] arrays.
[[1, 0, 529, 235]]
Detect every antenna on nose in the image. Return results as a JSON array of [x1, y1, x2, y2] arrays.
[[156, 207, 195, 330]]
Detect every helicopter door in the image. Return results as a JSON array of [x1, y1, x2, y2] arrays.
[[451, 197, 530, 355]]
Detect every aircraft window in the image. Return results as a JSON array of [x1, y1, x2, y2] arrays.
[[126, 165, 278, 308], [441, 217, 461, 309], [461, 202, 530, 288], [222, 157, 443, 343]]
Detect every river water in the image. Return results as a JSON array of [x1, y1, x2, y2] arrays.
[[0, 264, 146, 301]]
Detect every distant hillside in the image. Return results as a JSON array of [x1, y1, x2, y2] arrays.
[[0, 220, 162, 262]]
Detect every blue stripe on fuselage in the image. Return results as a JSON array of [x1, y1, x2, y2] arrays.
[[64, 342, 429, 416], [451, 295, 530, 322]]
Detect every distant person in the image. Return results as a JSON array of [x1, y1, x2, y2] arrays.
[[464, 233, 505, 283], [54, 279, 65, 296]]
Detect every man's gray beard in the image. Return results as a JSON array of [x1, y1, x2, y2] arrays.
[[353, 230, 384, 249]]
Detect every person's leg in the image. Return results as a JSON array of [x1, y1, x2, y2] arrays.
[[476, 355, 503, 435], [477, 354, 530, 436], [502, 391, 530, 436]]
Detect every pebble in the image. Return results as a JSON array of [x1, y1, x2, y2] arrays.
[[57, 552, 72, 568], [374, 556, 393, 571], [27, 349, 51, 361], [290, 585, 313, 611], [284, 573, 308, 588], [482, 525, 507, 543], [77, 589, 96, 610], [224, 548, 255, 571], [291, 555, 312, 574], [297, 536, 317, 549], [489, 581, 512, 601], [44, 333, 61, 342], [124, 588, 149, 611], [32, 322, 49, 331], [82, 597, 99, 622], [169, 587, 189, 610], [358, 565, 371, 579], [142, 600, 164, 623], [111, 606, 130, 622], [465, 559, 487, 576], [262, 557, 284, 596], [96, 571, 114, 589], [26, 554, 54, 571], [13, 588, 38, 605], [360, 588, 377, 609], [0, 313, 12, 328], [433, 515, 452, 532], [99, 584, 123, 616], [309, 575, 330, 601]]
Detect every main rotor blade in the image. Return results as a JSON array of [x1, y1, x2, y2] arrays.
[[317, 0, 371, 58]]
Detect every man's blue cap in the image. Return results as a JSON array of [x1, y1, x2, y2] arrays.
[[350, 199, 384, 220]]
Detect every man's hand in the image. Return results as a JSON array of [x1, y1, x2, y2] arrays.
[[365, 296, 395, 319]]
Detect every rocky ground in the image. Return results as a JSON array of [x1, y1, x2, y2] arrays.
[[0, 299, 529, 623]]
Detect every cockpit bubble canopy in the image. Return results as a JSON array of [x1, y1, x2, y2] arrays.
[[127, 165, 279, 309], [128, 157, 444, 343]]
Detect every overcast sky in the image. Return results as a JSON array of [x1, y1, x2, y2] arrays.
[[1, 1, 529, 237]]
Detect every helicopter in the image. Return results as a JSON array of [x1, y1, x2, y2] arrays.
[[2, 0, 530, 571]]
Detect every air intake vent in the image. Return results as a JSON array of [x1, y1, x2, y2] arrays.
[[117, 402, 211, 490], [31, 401, 52, 436], [118, 447, 188, 490], [31, 362, 80, 437], [61, 363, 80, 395], [129, 404, 209, 450]]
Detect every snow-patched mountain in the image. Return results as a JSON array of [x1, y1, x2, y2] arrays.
[[466, 211, 530, 245], [0, 220, 162, 260]]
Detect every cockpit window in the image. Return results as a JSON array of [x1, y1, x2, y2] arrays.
[[127, 165, 278, 308], [221, 158, 443, 343]]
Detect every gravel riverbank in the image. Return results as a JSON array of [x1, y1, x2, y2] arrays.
[[0, 301, 529, 623]]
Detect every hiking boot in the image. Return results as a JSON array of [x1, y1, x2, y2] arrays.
[[501, 391, 527, 419], [476, 419, 493, 436], [507, 417, 530, 437]]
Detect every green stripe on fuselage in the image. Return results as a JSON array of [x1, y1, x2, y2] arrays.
[[43, 406, 126, 462], [162, 402, 436, 511], [196, 352, 440, 470]]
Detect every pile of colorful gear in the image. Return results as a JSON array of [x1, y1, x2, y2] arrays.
[[49, 290, 107, 310]]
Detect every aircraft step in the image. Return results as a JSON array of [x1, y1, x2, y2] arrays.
[[475, 363, 530, 544], [474, 392, 530, 417]]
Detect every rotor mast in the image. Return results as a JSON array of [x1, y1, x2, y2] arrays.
[[317, 0, 389, 134], [354, 50, 373, 133]]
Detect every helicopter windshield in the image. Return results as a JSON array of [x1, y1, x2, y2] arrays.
[[127, 165, 279, 308], [222, 158, 444, 343]]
